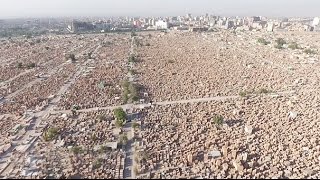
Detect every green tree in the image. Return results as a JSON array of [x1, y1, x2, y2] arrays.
[[115, 119, 125, 128], [257, 88, 270, 94], [275, 38, 286, 46], [129, 83, 139, 102], [71, 146, 83, 154], [122, 80, 130, 88], [239, 91, 248, 97], [93, 158, 103, 169], [113, 108, 127, 121], [72, 105, 80, 110], [131, 95, 139, 102], [131, 31, 137, 37], [257, 38, 270, 45], [43, 127, 59, 141], [132, 122, 140, 130], [91, 134, 98, 141], [122, 80, 130, 103], [129, 55, 136, 62], [122, 92, 129, 104], [213, 115, 224, 126], [17, 62, 23, 69], [98, 114, 106, 121], [274, 38, 286, 49], [304, 48, 317, 55], [99, 145, 109, 154], [119, 133, 128, 145], [288, 42, 300, 50], [27, 62, 36, 68], [274, 44, 283, 49]]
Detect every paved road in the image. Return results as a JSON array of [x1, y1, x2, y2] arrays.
[[49, 90, 296, 114], [123, 122, 135, 179]]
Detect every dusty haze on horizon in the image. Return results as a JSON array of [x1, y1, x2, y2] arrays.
[[0, 0, 319, 18]]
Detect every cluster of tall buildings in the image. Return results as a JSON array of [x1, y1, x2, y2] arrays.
[[311, 17, 320, 31], [66, 14, 320, 33]]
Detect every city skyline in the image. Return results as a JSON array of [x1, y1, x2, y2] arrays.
[[0, 0, 319, 19]]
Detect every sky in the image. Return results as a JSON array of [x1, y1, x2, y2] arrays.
[[0, 0, 319, 19]]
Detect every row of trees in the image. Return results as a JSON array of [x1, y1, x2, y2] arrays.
[[258, 38, 317, 54], [17, 62, 36, 69], [113, 108, 130, 146], [128, 54, 137, 63], [304, 48, 317, 55], [257, 38, 270, 45], [257, 38, 285, 48], [288, 42, 300, 50], [113, 107, 127, 128], [121, 79, 140, 103], [213, 115, 224, 125], [239, 88, 272, 97], [43, 127, 59, 141]]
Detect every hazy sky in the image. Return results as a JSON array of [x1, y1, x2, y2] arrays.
[[0, 0, 319, 18]]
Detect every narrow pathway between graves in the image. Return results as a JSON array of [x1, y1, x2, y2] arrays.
[[0, 45, 100, 177], [0, 45, 89, 104], [0, 69, 35, 87], [201, 33, 292, 73], [123, 35, 138, 179], [123, 121, 135, 179]]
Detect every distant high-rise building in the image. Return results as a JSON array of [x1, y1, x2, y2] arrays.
[[194, 16, 200, 21], [267, 23, 274, 32], [225, 20, 235, 29], [170, 16, 178, 22], [312, 17, 320, 31], [312, 17, 320, 27], [67, 20, 94, 33], [155, 20, 169, 30], [186, 13, 192, 20], [249, 16, 261, 26], [133, 20, 142, 28], [304, 25, 314, 31], [148, 18, 155, 26]]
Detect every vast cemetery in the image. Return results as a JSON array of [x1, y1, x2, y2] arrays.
[[0, 29, 320, 178]]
